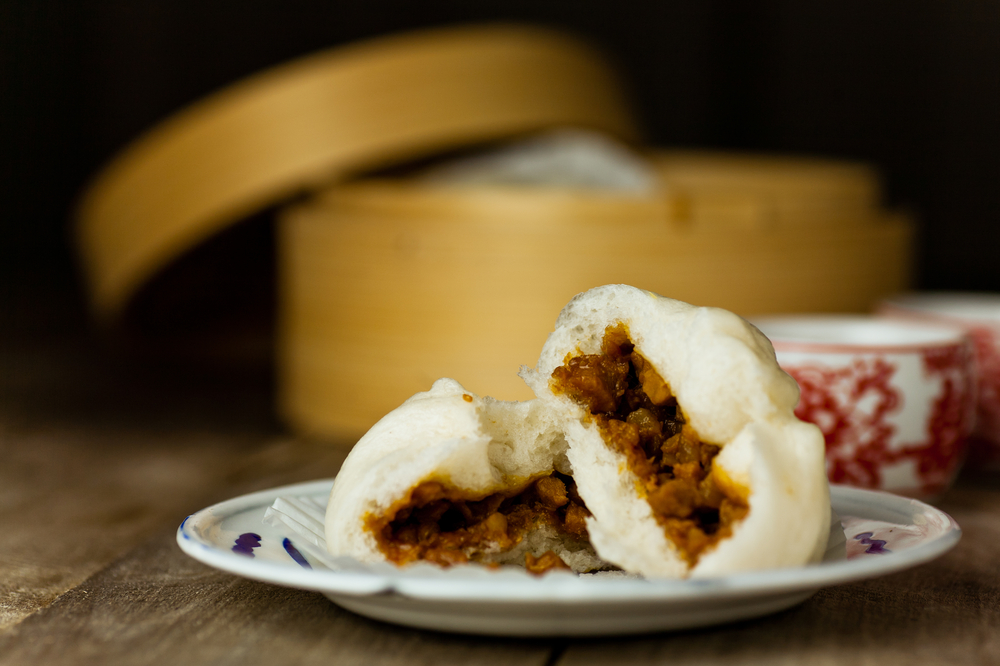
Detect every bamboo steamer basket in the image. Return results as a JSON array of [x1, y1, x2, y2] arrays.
[[279, 153, 913, 439], [72, 24, 913, 443]]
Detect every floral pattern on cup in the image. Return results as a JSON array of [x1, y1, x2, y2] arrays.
[[783, 345, 974, 497], [878, 293, 1000, 467], [959, 325, 1000, 461], [753, 316, 976, 498]]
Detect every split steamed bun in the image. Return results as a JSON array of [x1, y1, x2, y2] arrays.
[[520, 285, 831, 578], [325, 378, 607, 572], [326, 285, 831, 578]]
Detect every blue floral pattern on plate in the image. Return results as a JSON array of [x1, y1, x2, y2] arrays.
[[178, 480, 961, 637]]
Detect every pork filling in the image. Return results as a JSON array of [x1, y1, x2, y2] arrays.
[[365, 472, 591, 572], [550, 323, 749, 566]]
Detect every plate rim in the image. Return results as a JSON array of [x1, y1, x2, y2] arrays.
[[176, 479, 961, 604]]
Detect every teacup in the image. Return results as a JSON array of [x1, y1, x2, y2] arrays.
[[751, 315, 976, 499], [877, 292, 1000, 469]]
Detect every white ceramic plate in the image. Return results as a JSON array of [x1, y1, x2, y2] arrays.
[[176, 479, 960, 636]]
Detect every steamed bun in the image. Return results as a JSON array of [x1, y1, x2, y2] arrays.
[[520, 285, 830, 578], [326, 285, 831, 578], [326, 378, 606, 572]]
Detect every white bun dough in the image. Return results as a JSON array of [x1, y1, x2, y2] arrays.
[[520, 285, 831, 578], [325, 378, 605, 572]]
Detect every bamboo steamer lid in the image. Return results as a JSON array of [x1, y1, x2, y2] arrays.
[[75, 24, 639, 318], [279, 153, 913, 439]]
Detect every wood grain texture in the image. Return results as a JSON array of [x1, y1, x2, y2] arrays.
[[0, 338, 242, 629], [0, 334, 343, 631], [0, 529, 556, 666], [0, 427, 241, 630], [0, 428, 352, 634]]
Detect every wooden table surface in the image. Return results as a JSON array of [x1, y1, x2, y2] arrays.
[[2, 328, 999, 666]]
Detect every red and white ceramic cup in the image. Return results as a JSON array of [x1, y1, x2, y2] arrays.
[[877, 293, 1000, 469], [752, 315, 976, 499]]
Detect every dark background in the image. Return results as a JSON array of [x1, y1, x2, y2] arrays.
[[2, 1, 998, 341]]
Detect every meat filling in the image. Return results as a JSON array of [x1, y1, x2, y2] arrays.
[[550, 323, 749, 566], [365, 472, 590, 573]]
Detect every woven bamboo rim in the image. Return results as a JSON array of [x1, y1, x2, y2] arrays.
[[75, 24, 638, 319], [653, 151, 883, 227]]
